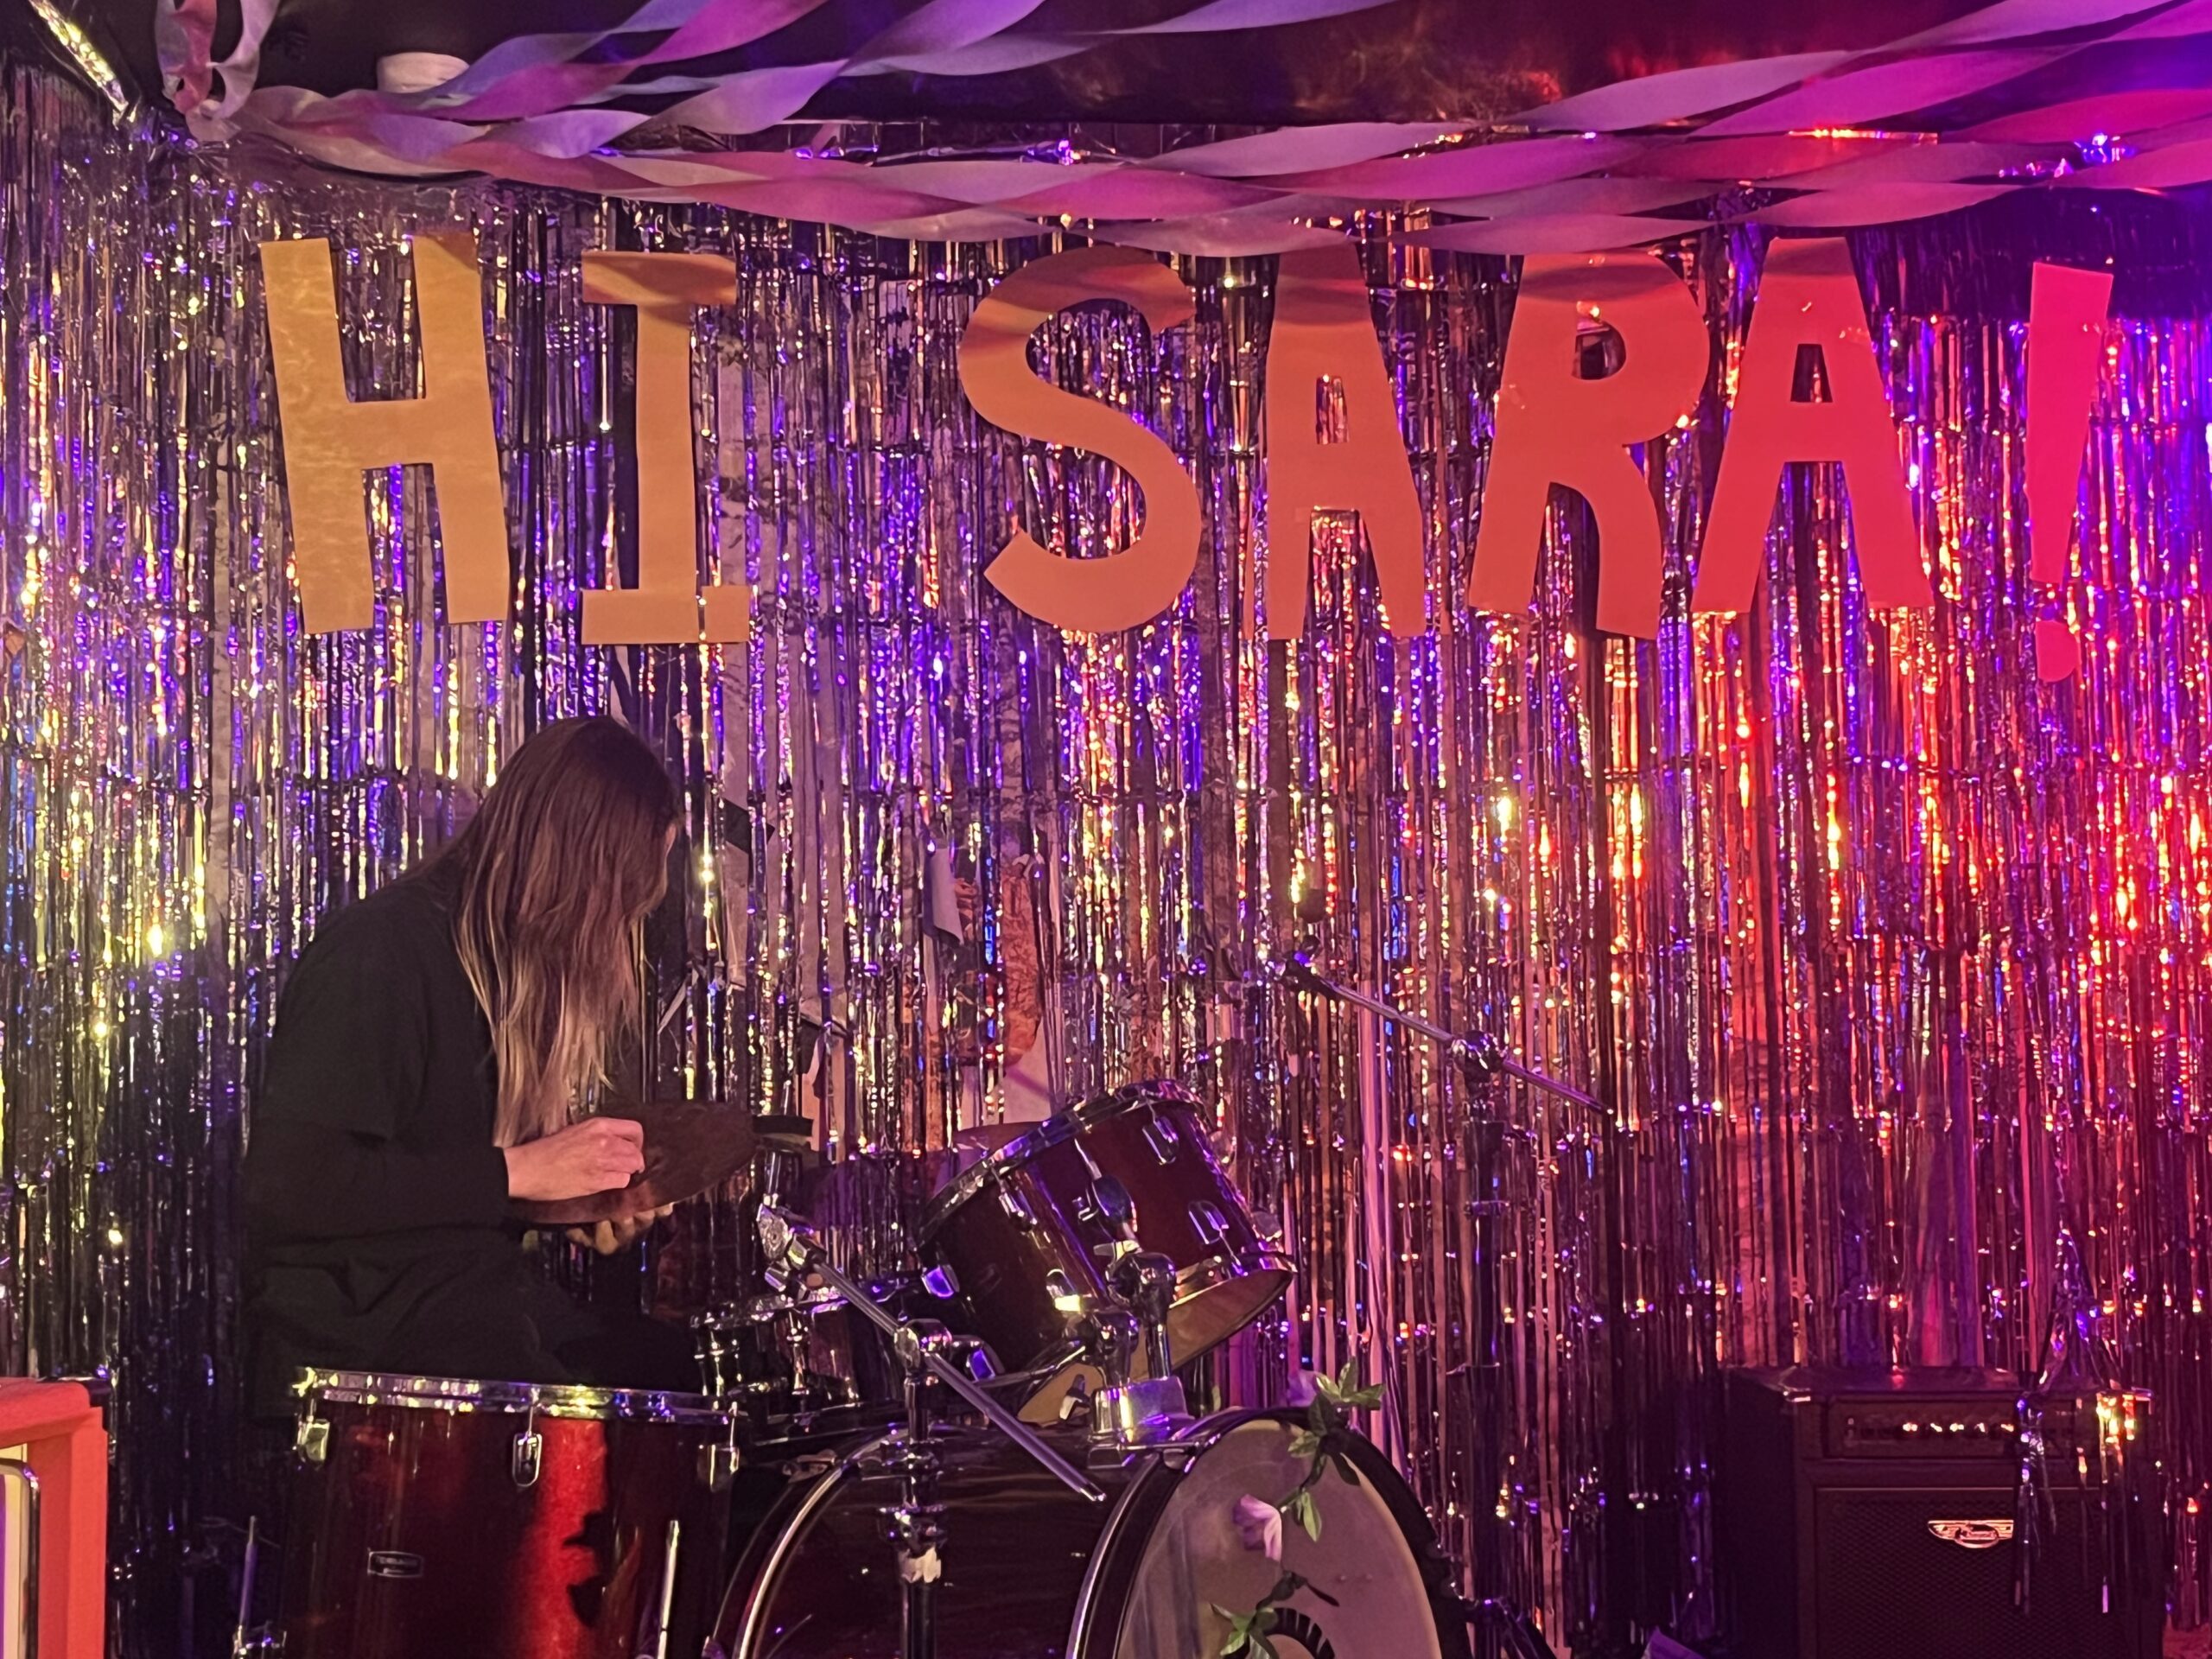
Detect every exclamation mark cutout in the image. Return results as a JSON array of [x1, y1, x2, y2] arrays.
[[2025, 262, 2113, 683]]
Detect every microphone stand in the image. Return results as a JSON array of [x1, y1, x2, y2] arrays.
[[1264, 952, 1579, 1659], [1264, 956, 1605, 1118], [758, 1208, 1105, 1659]]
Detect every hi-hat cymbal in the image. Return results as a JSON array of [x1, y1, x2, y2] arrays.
[[514, 1100, 759, 1226]]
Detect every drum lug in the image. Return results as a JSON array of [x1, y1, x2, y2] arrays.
[[1141, 1115, 1179, 1165], [293, 1415, 328, 1466], [922, 1263, 960, 1299], [1251, 1209, 1285, 1244], [512, 1418, 543, 1491], [698, 1440, 741, 1492], [1187, 1200, 1229, 1245], [996, 1184, 1039, 1229]]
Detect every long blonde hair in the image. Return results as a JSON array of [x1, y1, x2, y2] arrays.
[[438, 716, 679, 1146]]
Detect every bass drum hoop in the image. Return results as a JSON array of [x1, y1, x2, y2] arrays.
[[1066, 1408, 1471, 1659], [715, 1408, 1470, 1659]]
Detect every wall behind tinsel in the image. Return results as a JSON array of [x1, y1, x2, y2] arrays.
[[4, 62, 2211, 1657]]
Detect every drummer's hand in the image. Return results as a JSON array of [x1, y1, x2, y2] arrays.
[[503, 1117, 645, 1202], [564, 1205, 676, 1255]]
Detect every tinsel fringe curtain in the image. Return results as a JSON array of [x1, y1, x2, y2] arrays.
[[3, 62, 2210, 1656]]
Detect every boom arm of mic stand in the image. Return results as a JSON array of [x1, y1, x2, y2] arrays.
[[766, 1219, 1106, 1503], [1271, 958, 1605, 1119]]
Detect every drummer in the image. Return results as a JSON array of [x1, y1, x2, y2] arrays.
[[242, 715, 699, 1418]]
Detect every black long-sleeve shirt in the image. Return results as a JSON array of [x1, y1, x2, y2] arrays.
[[243, 862, 705, 1417], [242, 865, 550, 1414]]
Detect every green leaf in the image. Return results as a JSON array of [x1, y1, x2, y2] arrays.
[[1344, 1383, 1384, 1410], [1292, 1486, 1323, 1541], [1306, 1398, 1333, 1435], [1286, 1429, 1321, 1460], [1331, 1451, 1360, 1485], [1336, 1358, 1362, 1395], [1214, 1606, 1262, 1657], [1313, 1370, 1344, 1405]]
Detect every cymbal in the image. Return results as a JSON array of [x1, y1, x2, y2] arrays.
[[514, 1100, 759, 1226]]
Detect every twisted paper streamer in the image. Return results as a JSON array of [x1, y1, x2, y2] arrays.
[[136, 0, 2212, 253]]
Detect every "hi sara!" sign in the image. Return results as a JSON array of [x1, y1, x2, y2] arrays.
[[256, 233, 2111, 679]]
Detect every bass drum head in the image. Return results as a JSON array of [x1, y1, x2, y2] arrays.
[[1092, 1416, 1454, 1659]]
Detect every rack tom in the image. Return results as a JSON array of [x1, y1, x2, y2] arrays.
[[693, 1279, 915, 1424], [918, 1082, 1291, 1389], [277, 1370, 739, 1659]]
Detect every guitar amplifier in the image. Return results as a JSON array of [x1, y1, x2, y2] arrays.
[[1719, 1368, 2160, 1659]]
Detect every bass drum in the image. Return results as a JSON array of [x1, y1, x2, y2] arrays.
[[706, 1411, 1470, 1659]]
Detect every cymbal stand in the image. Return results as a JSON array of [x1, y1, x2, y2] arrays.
[[758, 1208, 1106, 1659], [1267, 956, 1586, 1659], [1066, 1174, 1192, 1446]]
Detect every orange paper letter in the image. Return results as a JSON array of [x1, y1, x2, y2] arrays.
[[582, 251, 744, 644], [1692, 237, 1929, 613], [1469, 251, 1708, 638], [959, 246, 1200, 633], [1262, 241, 1426, 639], [259, 232, 509, 633]]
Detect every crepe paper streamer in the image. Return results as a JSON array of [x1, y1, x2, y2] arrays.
[[1274, 137, 1643, 200], [1143, 123, 1469, 177], [2110, 0, 2212, 38], [1428, 177, 1719, 219], [1402, 214, 1709, 254], [1516, 51, 1853, 133], [1090, 216, 1354, 257], [1887, 0, 2169, 49], [1773, 139, 2053, 188], [998, 170, 1283, 219], [1961, 86, 2212, 141], [1698, 47, 2069, 137], [2024, 261, 2113, 682], [1616, 132, 1922, 182], [1745, 182, 2017, 226]]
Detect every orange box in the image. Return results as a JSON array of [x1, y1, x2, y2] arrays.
[[0, 1380, 107, 1659]]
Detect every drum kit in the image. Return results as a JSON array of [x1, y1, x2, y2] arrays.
[[253, 963, 1598, 1659], [244, 1081, 1471, 1659]]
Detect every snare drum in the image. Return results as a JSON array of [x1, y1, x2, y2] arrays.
[[693, 1278, 913, 1415], [918, 1081, 1292, 1387], [277, 1370, 739, 1659]]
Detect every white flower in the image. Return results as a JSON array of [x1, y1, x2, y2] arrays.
[[1233, 1494, 1284, 1560]]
